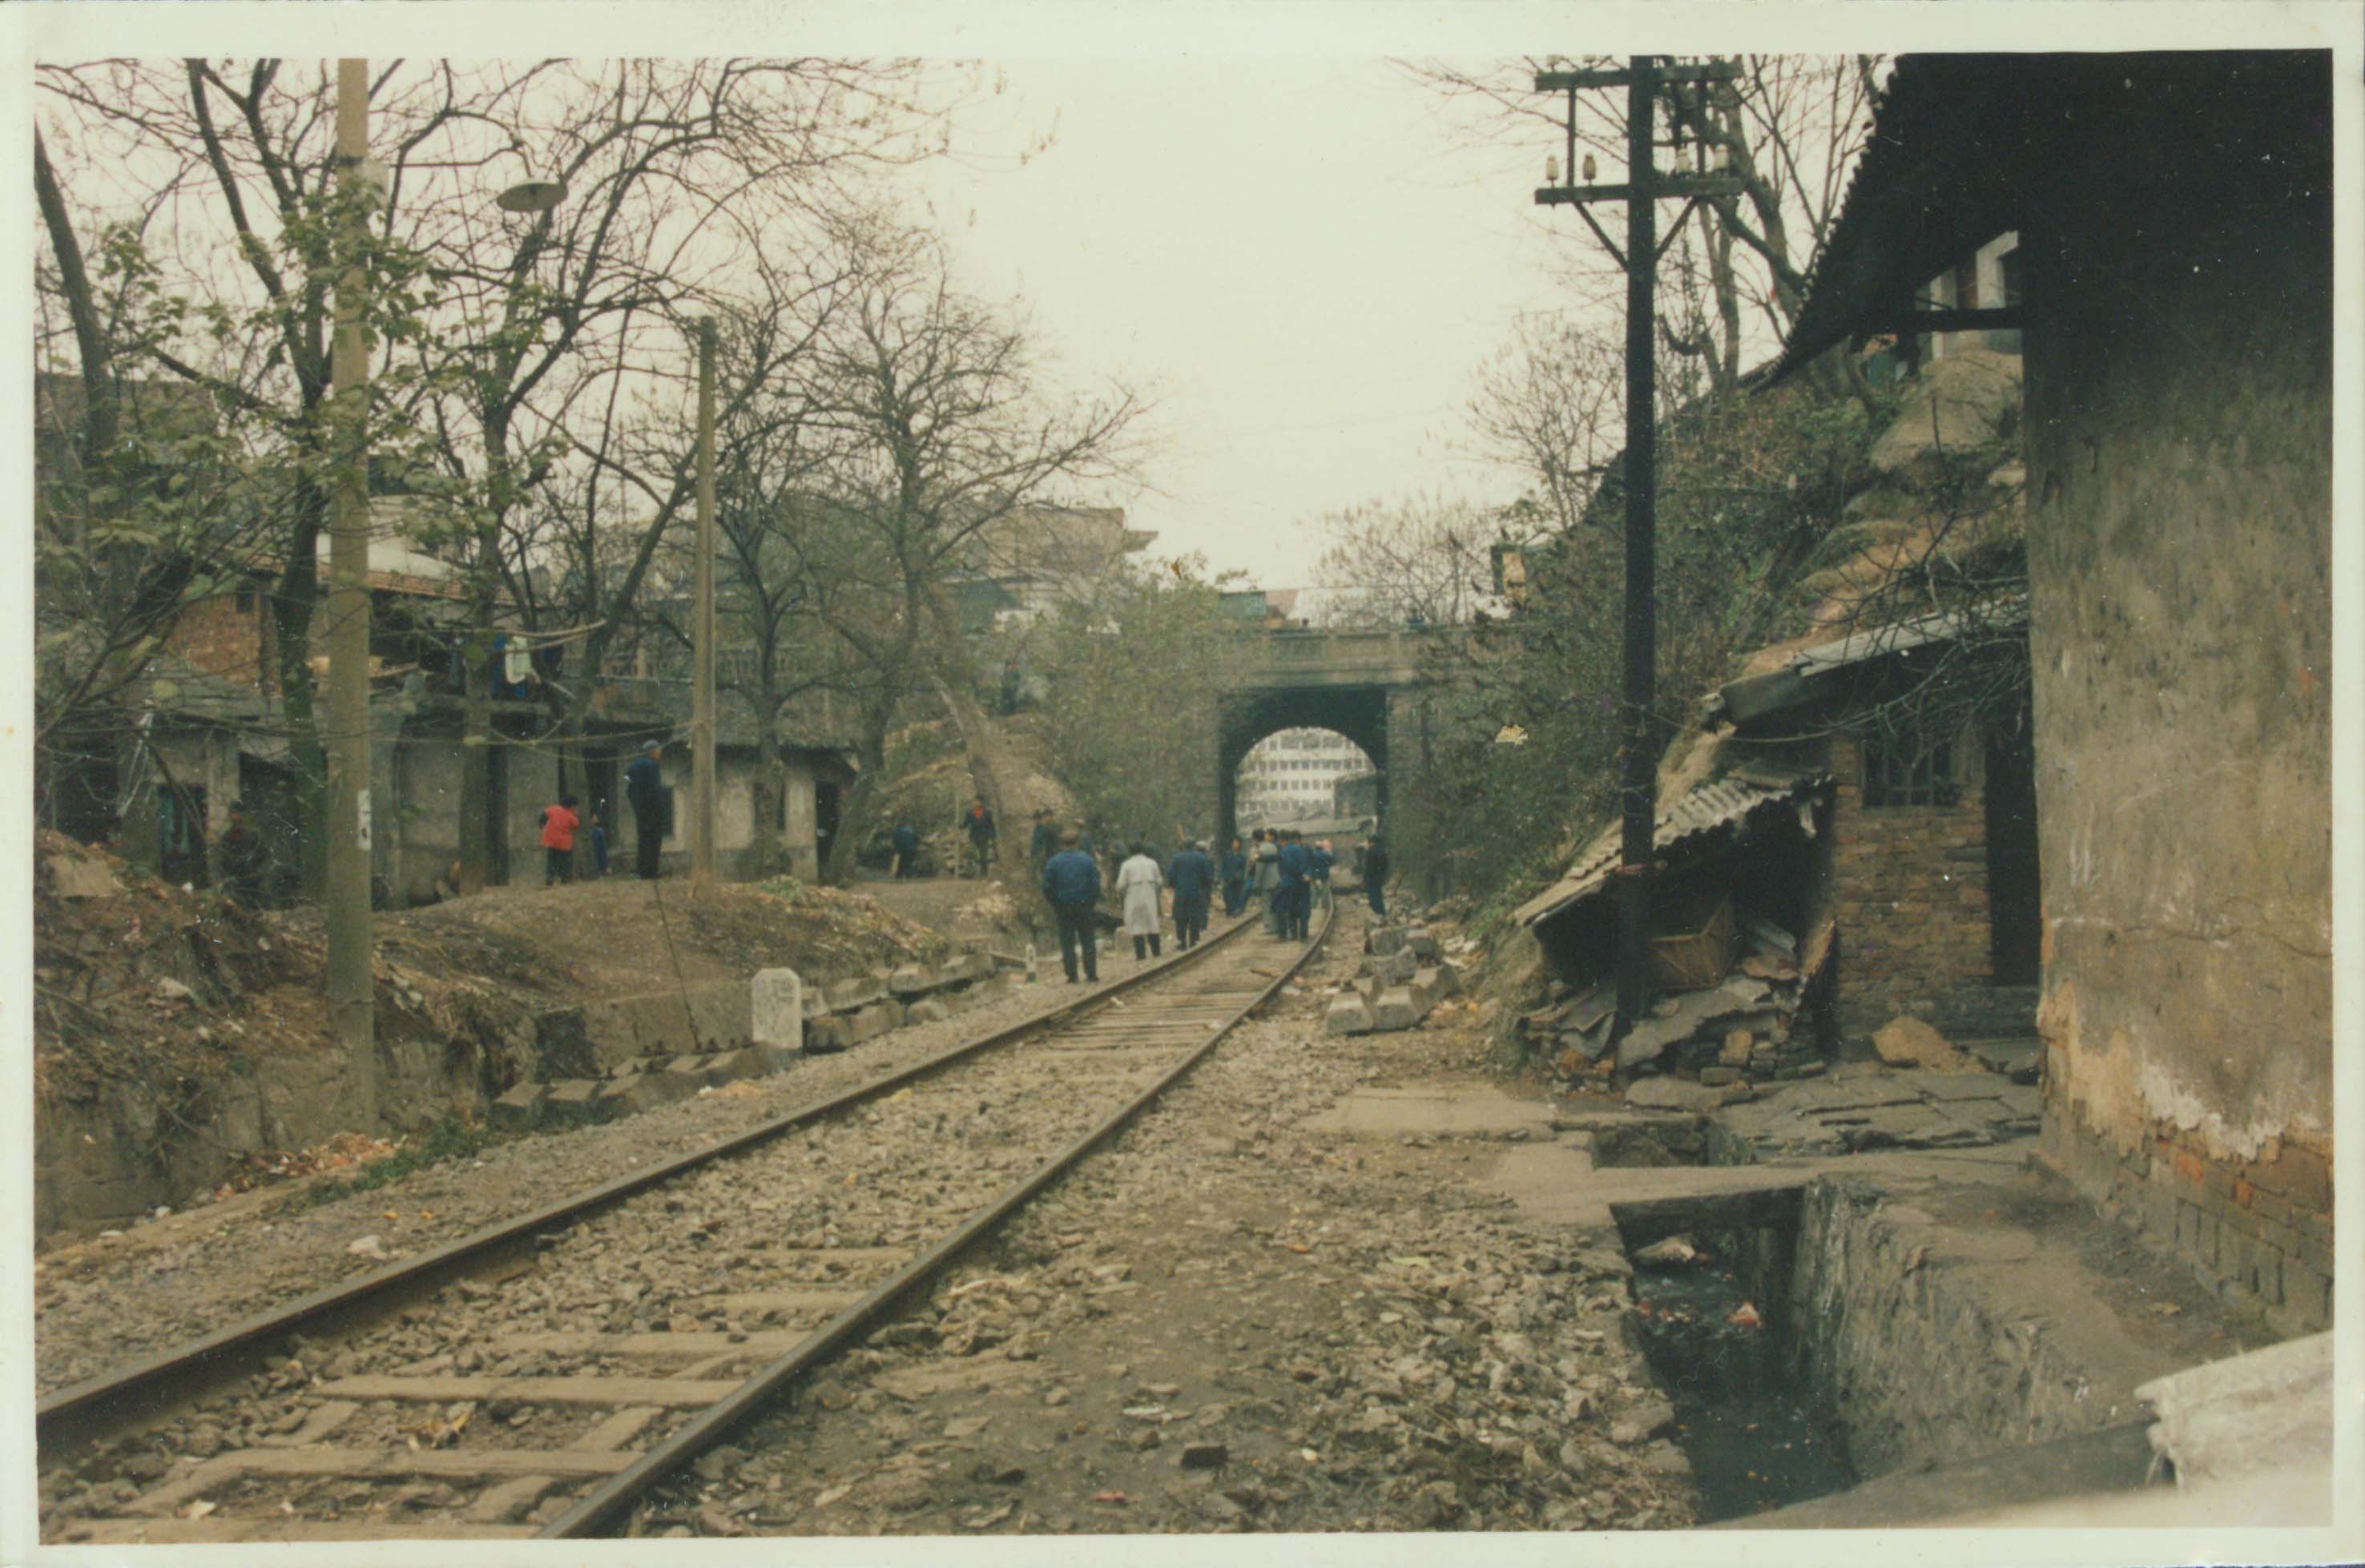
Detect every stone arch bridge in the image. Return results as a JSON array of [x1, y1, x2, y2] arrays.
[[1217, 626, 1457, 869]]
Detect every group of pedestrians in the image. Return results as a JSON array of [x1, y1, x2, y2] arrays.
[[1033, 816, 1394, 984], [1241, 827, 1327, 941], [1034, 828, 1221, 983]]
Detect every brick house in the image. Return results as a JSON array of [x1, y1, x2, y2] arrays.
[[1765, 51, 2333, 1334]]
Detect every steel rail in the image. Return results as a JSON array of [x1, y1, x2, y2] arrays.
[[36, 913, 1262, 1443], [541, 900, 1339, 1538]]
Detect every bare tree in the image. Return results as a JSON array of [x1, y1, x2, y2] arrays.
[[786, 235, 1150, 882], [1311, 494, 1502, 629], [1399, 54, 1880, 399], [34, 57, 965, 888]]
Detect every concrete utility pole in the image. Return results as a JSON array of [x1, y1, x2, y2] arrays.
[[326, 58, 376, 1082], [1533, 57, 1743, 1039], [690, 317, 719, 888]]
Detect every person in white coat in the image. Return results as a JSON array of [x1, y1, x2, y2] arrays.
[[1116, 840, 1165, 961]]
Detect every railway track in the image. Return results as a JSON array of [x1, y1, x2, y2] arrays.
[[38, 901, 1335, 1545]]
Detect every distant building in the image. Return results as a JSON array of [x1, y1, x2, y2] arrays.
[[946, 503, 1154, 632], [1235, 727, 1371, 827]]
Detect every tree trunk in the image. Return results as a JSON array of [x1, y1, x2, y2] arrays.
[[922, 579, 1021, 882], [272, 477, 330, 898], [821, 703, 893, 885], [748, 694, 784, 879]]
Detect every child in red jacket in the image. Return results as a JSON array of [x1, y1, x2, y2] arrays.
[[540, 794, 581, 885]]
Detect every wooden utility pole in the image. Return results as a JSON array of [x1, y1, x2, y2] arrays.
[[690, 318, 719, 888], [326, 58, 376, 1088], [1533, 58, 1743, 1040]]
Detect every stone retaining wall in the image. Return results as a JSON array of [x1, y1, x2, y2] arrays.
[[490, 949, 1018, 1134], [1728, 1176, 2117, 1479]]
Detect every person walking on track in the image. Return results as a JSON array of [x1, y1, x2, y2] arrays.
[[1168, 839, 1215, 950], [1117, 840, 1165, 961], [1219, 836, 1248, 917], [1041, 831, 1102, 984], [1360, 834, 1390, 920], [892, 821, 920, 879], [1275, 829, 1314, 941], [1251, 828, 1283, 934]]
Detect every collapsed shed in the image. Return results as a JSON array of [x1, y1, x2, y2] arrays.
[[1516, 591, 2037, 1086]]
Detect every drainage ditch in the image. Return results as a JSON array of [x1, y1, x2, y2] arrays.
[[1597, 1115, 2156, 1525]]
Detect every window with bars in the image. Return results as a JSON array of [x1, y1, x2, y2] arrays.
[[1863, 734, 1960, 808]]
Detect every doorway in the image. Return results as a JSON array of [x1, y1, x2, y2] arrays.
[[159, 781, 210, 889], [815, 777, 842, 877]]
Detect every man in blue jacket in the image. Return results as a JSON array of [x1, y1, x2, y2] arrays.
[[1041, 830, 1103, 983], [1219, 836, 1248, 917], [1167, 839, 1215, 950], [625, 740, 667, 880], [1275, 830, 1314, 941]]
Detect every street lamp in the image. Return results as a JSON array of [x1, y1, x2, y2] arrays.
[[457, 174, 569, 894], [497, 178, 568, 215]]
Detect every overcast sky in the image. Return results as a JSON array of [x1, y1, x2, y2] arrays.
[[908, 58, 1575, 595]]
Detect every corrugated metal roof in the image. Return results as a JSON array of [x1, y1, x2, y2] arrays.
[[1512, 768, 1831, 930]]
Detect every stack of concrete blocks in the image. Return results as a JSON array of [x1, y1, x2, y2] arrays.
[[1326, 924, 1460, 1037], [493, 946, 1017, 1131], [800, 950, 1004, 1053]]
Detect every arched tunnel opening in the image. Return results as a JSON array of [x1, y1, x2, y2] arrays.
[[1215, 685, 1390, 853]]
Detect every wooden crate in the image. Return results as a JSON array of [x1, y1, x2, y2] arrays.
[[1649, 890, 1736, 993]]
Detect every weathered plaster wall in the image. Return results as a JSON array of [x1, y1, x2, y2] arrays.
[[2019, 59, 2332, 1312], [1827, 730, 1993, 1039]]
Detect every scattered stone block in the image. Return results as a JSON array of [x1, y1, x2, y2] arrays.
[[1326, 995, 1375, 1035], [721, 1043, 798, 1079], [1371, 988, 1419, 1032], [1874, 1015, 1972, 1070], [940, 952, 993, 985], [848, 1002, 903, 1043], [888, 964, 937, 998], [1367, 927, 1406, 958], [905, 998, 953, 1026], [1720, 1030, 1755, 1067], [46, 853, 122, 899], [601, 1070, 695, 1115], [751, 969, 804, 1053], [1625, 1077, 1726, 1112], [1404, 927, 1440, 962], [804, 1016, 852, 1054], [825, 975, 884, 1013], [1699, 1066, 1741, 1087], [490, 1082, 547, 1131], [544, 1079, 604, 1118], [660, 1053, 722, 1090]]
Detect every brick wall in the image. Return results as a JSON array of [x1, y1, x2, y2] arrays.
[[167, 591, 273, 688], [1827, 730, 1994, 1038], [2039, 1094, 2332, 1336]]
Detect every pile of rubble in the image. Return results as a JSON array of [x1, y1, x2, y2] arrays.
[[1324, 924, 1466, 1037], [1522, 913, 1833, 1089]]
